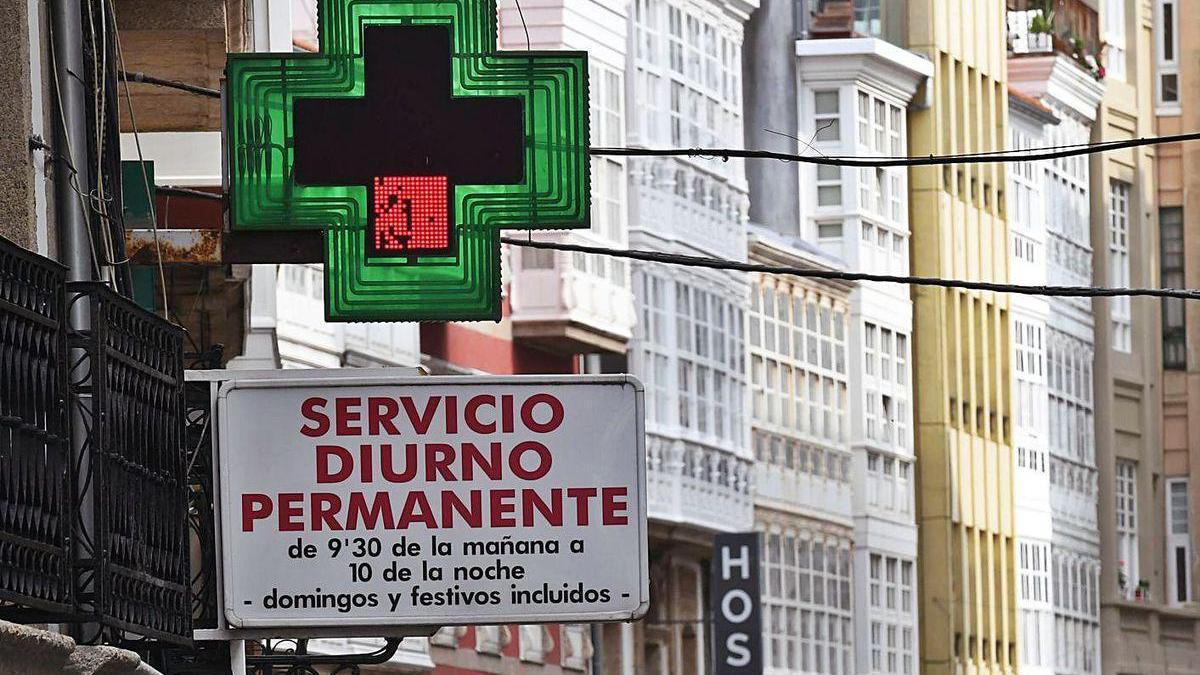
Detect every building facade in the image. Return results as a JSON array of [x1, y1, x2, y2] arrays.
[[625, 1, 758, 672], [743, 3, 928, 672], [906, 1, 1017, 673], [747, 232, 856, 675], [1149, 0, 1200, 670], [1006, 90, 1059, 675], [1007, 5, 1109, 671], [1091, 0, 1200, 672], [9, 1, 1200, 674]]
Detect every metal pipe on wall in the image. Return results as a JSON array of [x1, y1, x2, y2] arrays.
[[50, 0, 96, 640], [50, 0, 93, 283]]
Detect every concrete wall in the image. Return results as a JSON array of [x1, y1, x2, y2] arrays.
[[743, 0, 800, 235], [0, 0, 37, 249]]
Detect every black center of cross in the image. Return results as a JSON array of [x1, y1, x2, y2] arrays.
[[292, 25, 525, 257]]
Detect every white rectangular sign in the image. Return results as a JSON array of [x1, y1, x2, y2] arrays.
[[216, 374, 648, 629]]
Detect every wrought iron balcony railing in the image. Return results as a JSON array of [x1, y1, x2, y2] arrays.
[[0, 232, 191, 645], [69, 282, 191, 644], [0, 234, 73, 619]]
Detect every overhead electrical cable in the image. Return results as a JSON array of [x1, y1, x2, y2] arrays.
[[500, 237, 1200, 301], [590, 130, 1200, 167], [97, 71, 1200, 169], [119, 70, 221, 99], [109, 0, 170, 318]]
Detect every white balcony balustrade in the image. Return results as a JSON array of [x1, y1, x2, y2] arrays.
[[509, 231, 636, 355], [645, 434, 754, 532], [753, 432, 852, 520]]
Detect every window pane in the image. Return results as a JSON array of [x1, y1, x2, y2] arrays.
[[815, 119, 841, 142], [1164, 3, 1175, 61], [818, 186, 843, 206], [1162, 73, 1179, 102], [815, 91, 839, 115], [819, 221, 843, 239]]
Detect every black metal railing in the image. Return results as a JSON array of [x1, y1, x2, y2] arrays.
[[70, 282, 191, 644], [184, 377, 218, 632], [0, 235, 74, 618]]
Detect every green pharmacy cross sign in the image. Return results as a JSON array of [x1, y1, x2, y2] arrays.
[[226, 0, 590, 322]]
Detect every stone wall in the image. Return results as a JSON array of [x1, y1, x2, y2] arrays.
[[0, 621, 162, 675], [0, 0, 36, 249]]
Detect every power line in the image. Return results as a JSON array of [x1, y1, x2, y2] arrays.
[[119, 70, 221, 99], [500, 237, 1200, 301], [158, 185, 224, 201], [114, 69, 1200, 169], [110, 0, 169, 318], [590, 130, 1200, 167]]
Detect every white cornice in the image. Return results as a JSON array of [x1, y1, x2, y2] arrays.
[[795, 38, 933, 102], [718, 0, 760, 23], [746, 226, 855, 294], [1009, 54, 1105, 123]]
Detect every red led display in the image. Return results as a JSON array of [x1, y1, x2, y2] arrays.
[[370, 175, 451, 255]]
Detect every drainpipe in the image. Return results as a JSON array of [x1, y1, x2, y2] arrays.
[[50, 0, 96, 641], [50, 0, 93, 283]]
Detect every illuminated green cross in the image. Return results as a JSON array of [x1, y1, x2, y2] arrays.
[[226, 0, 590, 322]]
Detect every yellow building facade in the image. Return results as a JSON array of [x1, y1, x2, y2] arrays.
[[906, 2, 1016, 674]]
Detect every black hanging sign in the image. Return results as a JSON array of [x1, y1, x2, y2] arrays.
[[711, 532, 763, 675]]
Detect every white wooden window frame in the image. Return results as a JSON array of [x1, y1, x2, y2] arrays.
[[1115, 460, 1139, 597], [634, 268, 746, 449], [633, 0, 742, 181], [1155, 0, 1181, 113], [1108, 180, 1132, 352], [1104, 0, 1127, 81], [761, 531, 854, 674], [1166, 478, 1191, 604], [1047, 329, 1094, 465]]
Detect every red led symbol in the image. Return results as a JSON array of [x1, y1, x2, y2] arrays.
[[371, 176, 451, 255]]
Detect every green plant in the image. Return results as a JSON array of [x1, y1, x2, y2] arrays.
[[1029, 13, 1052, 33]]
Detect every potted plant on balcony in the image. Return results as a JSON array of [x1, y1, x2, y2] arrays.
[[1029, 10, 1054, 35], [1136, 579, 1151, 601], [1062, 33, 1106, 81]]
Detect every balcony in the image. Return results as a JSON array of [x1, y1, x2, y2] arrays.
[[803, 0, 908, 44], [1007, 0, 1102, 78], [275, 264, 421, 369], [756, 460, 852, 520], [752, 430, 853, 520], [627, 158, 749, 262], [509, 231, 636, 355], [646, 434, 754, 532]]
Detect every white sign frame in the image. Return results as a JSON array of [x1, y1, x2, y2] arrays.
[[195, 369, 649, 639]]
